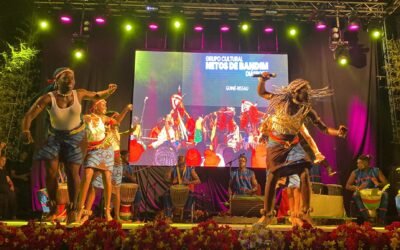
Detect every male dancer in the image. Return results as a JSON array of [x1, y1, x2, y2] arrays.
[[257, 72, 347, 225], [22, 67, 117, 222]]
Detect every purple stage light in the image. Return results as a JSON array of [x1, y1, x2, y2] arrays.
[[95, 17, 106, 24], [194, 25, 204, 32], [149, 23, 159, 30], [263, 26, 274, 33], [220, 25, 230, 32], [348, 23, 360, 31], [60, 15, 72, 24], [315, 21, 327, 30]]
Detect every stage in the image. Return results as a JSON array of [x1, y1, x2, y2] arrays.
[[0, 218, 386, 232]]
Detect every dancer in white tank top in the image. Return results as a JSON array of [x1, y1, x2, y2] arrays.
[[22, 67, 118, 223]]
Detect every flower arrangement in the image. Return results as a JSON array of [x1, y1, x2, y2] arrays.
[[239, 223, 286, 249], [193, 209, 209, 222], [180, 220, 240, 250], [68, 218, 126, 250], [0, 221, 67, 250], [385, 221, 400, 249], [329, 222, 389, 250], [286, 223, 330, 249], [123, 219, 182, 250]]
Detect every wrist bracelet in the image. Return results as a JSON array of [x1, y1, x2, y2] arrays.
[[23, 130, 30, 133]]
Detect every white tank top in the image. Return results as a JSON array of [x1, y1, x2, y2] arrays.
[[86, 115, 106, 142], [48, 90, 82, 130]]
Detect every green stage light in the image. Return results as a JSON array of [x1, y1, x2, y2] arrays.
[[173, 20, 182, 29], [240, 23, 250, 32], [39, 20, 50, 30], [124, 23, 133, 32], [288, 27, 298, 37], [371, 29, 382, 39], [338, 56, 348, 66], [73, 49, 84, 60]]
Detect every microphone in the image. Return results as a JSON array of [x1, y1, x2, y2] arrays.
[[144, 96, 148, 102], [252, 73, 277, 78]]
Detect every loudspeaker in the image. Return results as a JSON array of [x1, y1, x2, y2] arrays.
[[230, 195, 264, 217]]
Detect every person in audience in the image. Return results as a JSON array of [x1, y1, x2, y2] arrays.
[[21, 67, 117, 223], [163, 154, 201, 221], [7, 150, 32, 219], [0, 142, 16, 220], [345, 154, 389, 225]]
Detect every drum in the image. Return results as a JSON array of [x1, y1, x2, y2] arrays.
[[56, 183, 70, 205], [170, 185, 189, 208], [154, 144, 177, 166], [37, 188, 50, 213], [326, 184, 343, 196], [120, 204, 132, 221], [359, 188, 382, 210], [311, 182, 327, 195], [120, 183, 139, 204]]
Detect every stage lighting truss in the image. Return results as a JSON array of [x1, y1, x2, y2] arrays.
[[33, 1, 391, 21]]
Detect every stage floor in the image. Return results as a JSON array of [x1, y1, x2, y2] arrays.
[[1, 220, 386, 232]]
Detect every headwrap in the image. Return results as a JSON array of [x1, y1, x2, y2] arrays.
[[52, 67, 74, 81], [90, 99, 106, 113]]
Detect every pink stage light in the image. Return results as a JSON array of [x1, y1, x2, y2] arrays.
[[315, 21, 327, 30], [348, 23, 360, 31], [95, 17, 106, 24], [263, 26, 274, 33], [194, 25, 204, 32], [60, 15, 72, 24], [149, 23, 159, 30], [220, 25, 230, 32]]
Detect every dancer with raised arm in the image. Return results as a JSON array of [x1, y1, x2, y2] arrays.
[[22, 67, 117, 223], [257, 72, 347, 225]]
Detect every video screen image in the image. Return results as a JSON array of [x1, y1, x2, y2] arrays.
[[129, 51, 288, 167]]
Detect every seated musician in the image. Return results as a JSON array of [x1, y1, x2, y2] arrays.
[[163, 154, 201, 220], [229, 154, 258, 196], [345, 154, 389, 224]]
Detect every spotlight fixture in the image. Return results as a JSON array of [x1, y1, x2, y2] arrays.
[[193, 24, 204, 32], [71, 33, 88, 61], [148, 22, 159, 31], [60, 15, 72, 24], [145, 5, 159, 12], [238, 8, 251, 33], [334, 44, 350, 66], [263, 17, 274, 33], [59, 1, 73, 24], [220, 24, 230, 32], [193, 11, 204, 32], [367, 20, 383, 40], [348, 12, 361, 31], [315, 17, 328, 31]]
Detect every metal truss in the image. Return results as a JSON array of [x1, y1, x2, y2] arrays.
[[382, 33, 400, 144], [34, 0, 392, 21]]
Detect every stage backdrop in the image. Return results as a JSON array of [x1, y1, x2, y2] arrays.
[[31, 19, 380, 214]]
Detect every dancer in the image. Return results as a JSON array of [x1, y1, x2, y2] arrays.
[[81, 104, 133, 222], [76, 99, 118, 222], [22, 67, 117, 222], [257, 72, 347, 225]]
